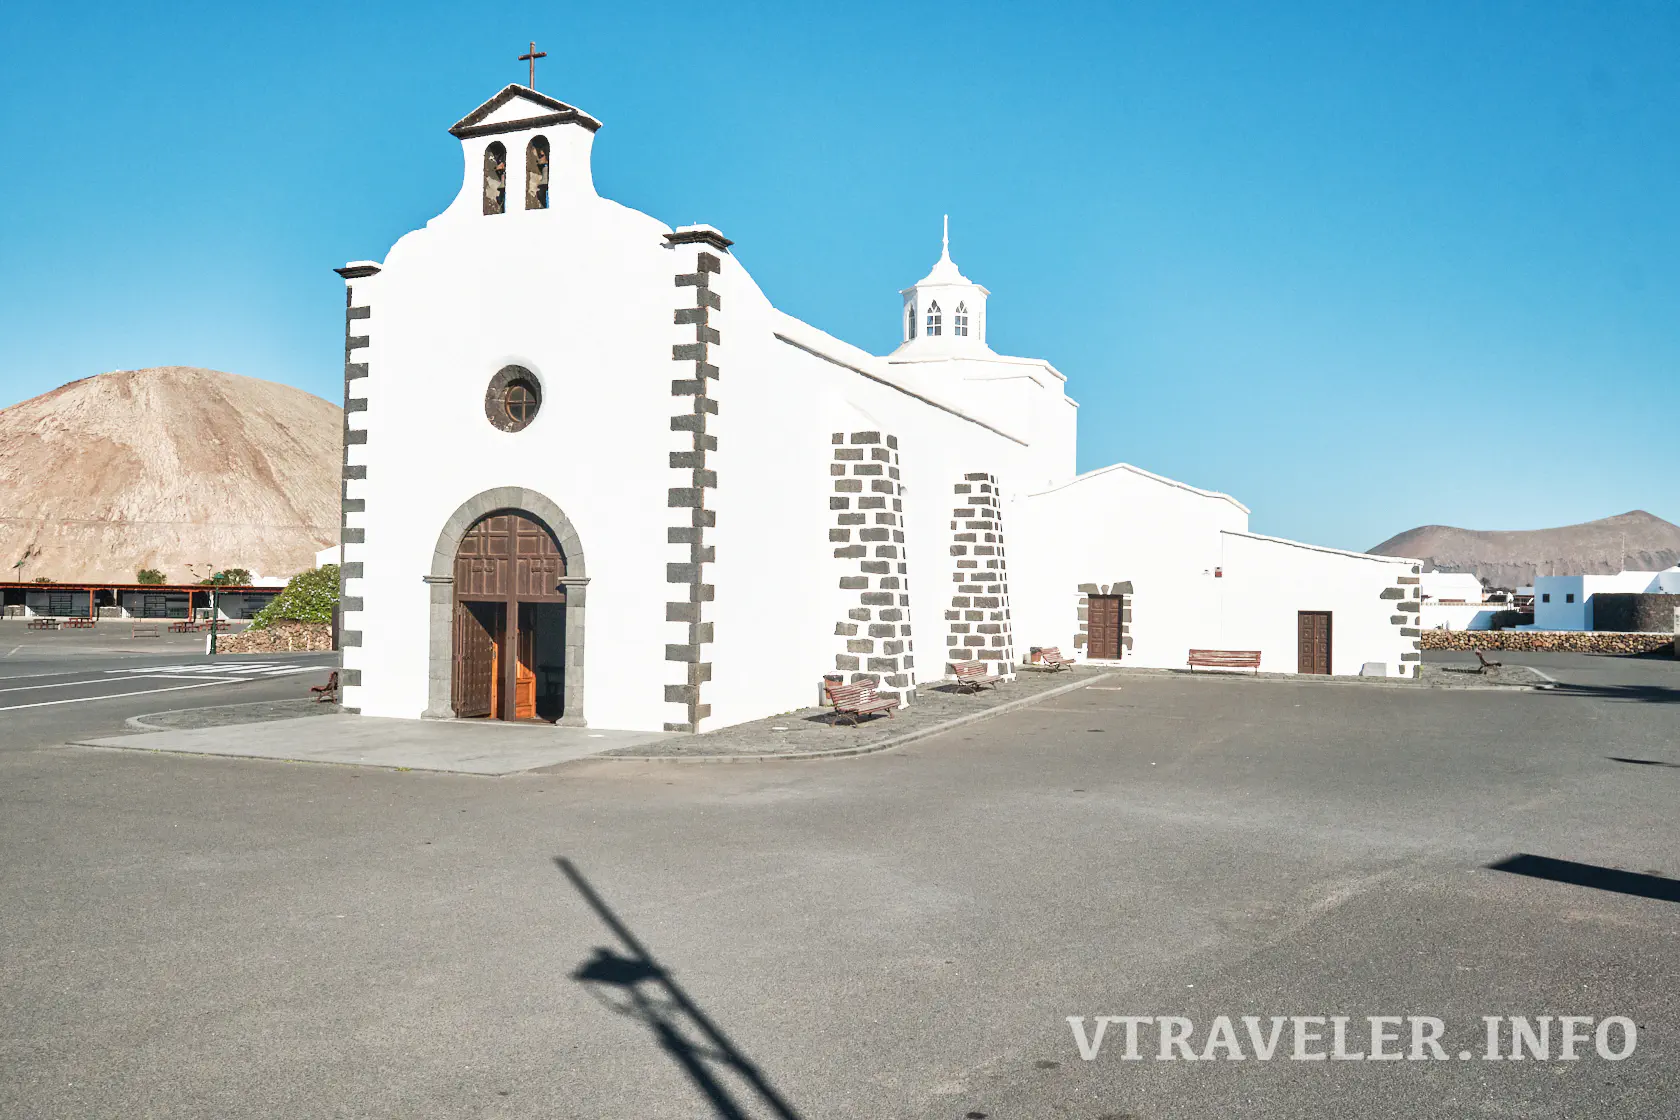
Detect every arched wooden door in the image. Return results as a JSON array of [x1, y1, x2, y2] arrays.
[[451, 511, 566, 720]]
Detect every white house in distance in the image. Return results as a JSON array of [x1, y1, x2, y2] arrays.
[[332, 83, 1423, 730], [1529, 568, 1680, 631], [1419, 571, 1495, 631]]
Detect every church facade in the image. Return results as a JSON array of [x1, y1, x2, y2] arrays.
[[334, 85, 1422, 731]]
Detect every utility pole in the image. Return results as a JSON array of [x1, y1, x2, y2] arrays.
[[209, 585, 219, 655]]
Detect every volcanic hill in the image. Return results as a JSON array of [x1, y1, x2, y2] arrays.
[[0, 367, 340, 585], [1370, 510, 1680, 589]]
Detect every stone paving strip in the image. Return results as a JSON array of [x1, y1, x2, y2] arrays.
[[597, 667, 1116, 761]]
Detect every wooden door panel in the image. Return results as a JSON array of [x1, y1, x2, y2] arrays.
[[1297, 611, 1332, 675], [1088, 595, 1122, 659], [454, 510, 567, 719], [452, 601, 497, 717]]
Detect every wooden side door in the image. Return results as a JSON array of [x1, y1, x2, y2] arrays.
[[514, 603, 538, 720], [1297, 611, 1332, 675], [452, 601, 499, 717], [1088, 595, 1122, 659]]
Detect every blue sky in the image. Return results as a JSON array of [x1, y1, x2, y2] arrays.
[[1, 1, 1674, 551]]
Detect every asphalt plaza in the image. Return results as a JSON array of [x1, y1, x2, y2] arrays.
[[1, 648, 1677, 1118]]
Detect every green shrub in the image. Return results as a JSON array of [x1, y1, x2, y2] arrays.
[[136, 568, 167, 585], [250, 564, 339, 630]]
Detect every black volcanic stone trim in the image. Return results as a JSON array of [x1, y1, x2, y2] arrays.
[[825, 432, 916, 704], [452, 111, 601, 140], [1073, 580, 1131, 657], [663, 250, 724, 732], [943, 472, 1014, 676], [664, 227, 734, 251], [338, 282, 372, 684]]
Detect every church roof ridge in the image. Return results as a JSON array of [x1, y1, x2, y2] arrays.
[[449, 84, 603, 139]]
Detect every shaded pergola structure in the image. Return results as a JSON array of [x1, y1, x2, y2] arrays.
[[0, 580, 281, 620]]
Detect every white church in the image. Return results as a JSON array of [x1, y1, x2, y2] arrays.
[[333, 83, 1422, 730]]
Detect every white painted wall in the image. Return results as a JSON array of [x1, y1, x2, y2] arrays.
[[1420, 602, 1501, 631], [341, 109, 689, 728], [1418, 571, 1494, 631], [1217, 533, 1418, 676], [1420, 572, 1485, 603], [342, 85, 1430, 728], [1011, 464, 1249, 667], [1530, 569, 1680, 630]]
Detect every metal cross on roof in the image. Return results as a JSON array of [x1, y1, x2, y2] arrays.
[[519, 41, 547, 89]]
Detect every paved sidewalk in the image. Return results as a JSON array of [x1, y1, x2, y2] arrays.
[[74, 717, 674, 775]]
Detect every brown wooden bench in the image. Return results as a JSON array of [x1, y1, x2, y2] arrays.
[[1473, 650, 1502, 673], [27, 618, 60, 631], [823, 680, 899, 727], [310, 670, 340, 703], [1037, 646, 1076, 671], [62, 617, 96, 628], [952, 661, 999, 692], [168, 620, 195, 633], [131, 623, 160, 638], [1187, 649, 1261, 674]]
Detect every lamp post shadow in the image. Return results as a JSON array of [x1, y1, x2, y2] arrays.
[[557, 857, 806, 1120]]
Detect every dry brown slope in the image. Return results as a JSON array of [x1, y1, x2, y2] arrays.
[[0, 367, 340, 583], [1369, 510, 1680, 588]]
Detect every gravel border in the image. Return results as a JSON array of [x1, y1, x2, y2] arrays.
[[127, 698, 345, 732], [598, 668, 1117, 763]]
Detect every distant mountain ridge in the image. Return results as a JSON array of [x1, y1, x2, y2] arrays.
[[0, 367, 340, 584], [1369, 510, 1680, 589]]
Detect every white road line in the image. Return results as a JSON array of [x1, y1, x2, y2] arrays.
[[0, 680, 248, 713], [0, 677, 133, 695], [5, 646, 20, 657], [0, 673, 248, 695]]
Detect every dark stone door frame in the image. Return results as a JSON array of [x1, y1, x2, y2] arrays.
[[424, 487, 588, 724]]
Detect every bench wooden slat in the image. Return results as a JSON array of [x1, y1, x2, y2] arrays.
[[311, 670, 340, 702], [823, 679, 899, 726], [1037, 647, 1075, 671], [1187, 649, 1261, 674], [952, 661, 999, 692]]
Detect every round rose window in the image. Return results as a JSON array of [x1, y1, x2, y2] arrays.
[[485, 366, 541, 432]]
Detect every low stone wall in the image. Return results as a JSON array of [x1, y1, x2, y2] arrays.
[[1591, 593, 1680, 633], [1421, 629, 1674, 655], [217, 620, 333, 653]]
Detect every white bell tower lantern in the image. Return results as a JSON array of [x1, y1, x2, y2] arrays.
[[890, 216, 992, 359]]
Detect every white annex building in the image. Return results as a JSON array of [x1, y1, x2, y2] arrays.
[[334, 84, 1423, 730]]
